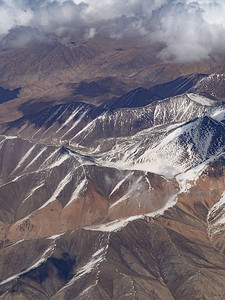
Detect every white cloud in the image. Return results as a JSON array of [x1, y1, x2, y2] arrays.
[[1, 0, 225, 62], [149, 1, 225, 62], [84, 27, 96, 40], [0, 0, 86, 39]]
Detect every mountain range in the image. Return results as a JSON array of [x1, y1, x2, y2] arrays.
[[0, 35, 225, 300]]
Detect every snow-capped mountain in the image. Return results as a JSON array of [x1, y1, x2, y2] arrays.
[[1, 72, 225, 299]]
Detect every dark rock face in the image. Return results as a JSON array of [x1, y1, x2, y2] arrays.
[[105, 74, 207, 109], [0, 86, 20, 104]]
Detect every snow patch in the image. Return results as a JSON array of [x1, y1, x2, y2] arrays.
[[65, 179, 87, 207], [207, 191, 225, 237], [146, 193, 178, 218], [71, 247, 105, 281], [59, 245, 107, 292], [61, 108, 89, 139], [39, 172, 73, 209], [211, 108, 225, 122], [110, 176, 143, 208], [8, 238, 29, 248], [209, 191, 225, 217], [47, 232, 65, 240], [177, 154, 223, 192], [4, 135, 17, 140], [0, 243, 55, 286], [48, 152, 70, 169], [23, 146, 48, 170], [55, 107, 82, 134], [187, 93, 217, 106], [21, 182, 45, 204], [85, 215, 144, 232], [109, 172, 133, 197], [13, 145, 36, 172]]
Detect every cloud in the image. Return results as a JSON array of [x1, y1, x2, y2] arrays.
[[1, 0, 225, 62], [1, 26, 45, 48], [0, 0, 87, 43], [84, 27, 96, 40], [149, 1, 225, 62]]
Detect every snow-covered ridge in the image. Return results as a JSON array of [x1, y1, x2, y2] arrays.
[[0, 92, 224, 240], [1, 92, 224, 151], [195, 73, 225, 88], [95, 114, 225, 178], [0, 92, 225, 217]]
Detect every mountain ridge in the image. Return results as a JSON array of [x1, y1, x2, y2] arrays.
[[1, 67, 225, 299]]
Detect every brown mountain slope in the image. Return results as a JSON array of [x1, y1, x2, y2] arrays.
[[0, 36, 217, 91], [0, 35, 224, 124], [0, 145, 225, 299]]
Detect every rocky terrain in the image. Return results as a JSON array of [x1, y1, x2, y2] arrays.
[[0, 28, 225, 299], [1, 35, 225, 125], [0, 66, 225, 299]]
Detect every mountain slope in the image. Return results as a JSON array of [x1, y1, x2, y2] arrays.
[[105, 74, 207, 109], [1, 71, 225, 299], [1, 155, 225, 300]]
